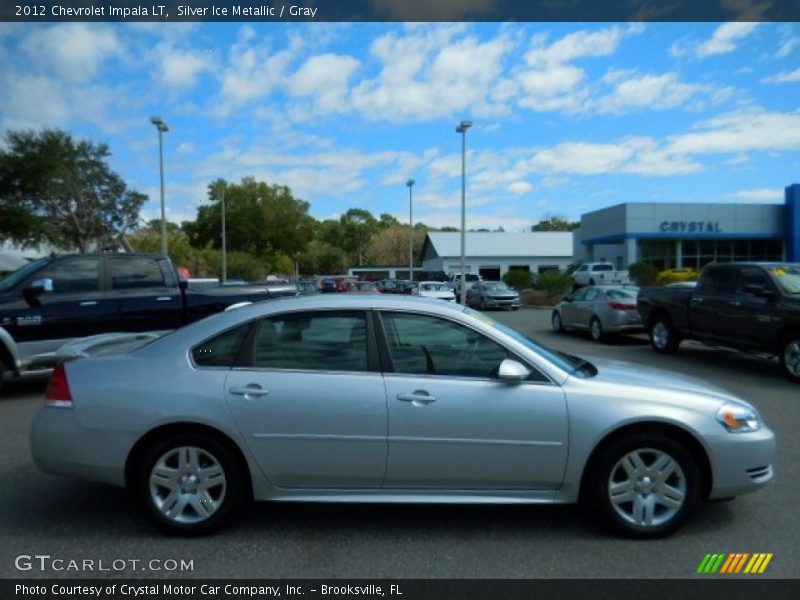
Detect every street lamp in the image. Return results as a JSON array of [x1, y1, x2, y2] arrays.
[[406, 179, 415, 282], [218, 182, 227, 284], [455, 119, 472, 304], [150, 116, 169, 256]]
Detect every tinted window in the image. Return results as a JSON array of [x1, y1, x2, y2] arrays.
[[735, 267, 773, 295], [38, 257, 100, 293], [253, 311, 368, 372], [192, 324, 249, 367], [111, 257, 166, 290], [699, 266, 736, 294], [593, 264, 614, 272], [571, 287, 588, 301], [381, 312, 509, 379], [605, 289, 637, 300]]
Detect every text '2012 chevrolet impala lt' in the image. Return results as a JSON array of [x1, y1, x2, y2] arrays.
[[31, 295, 775, 538]]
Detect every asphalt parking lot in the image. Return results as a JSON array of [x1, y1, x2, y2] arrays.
[[0, 307, 797, 579]]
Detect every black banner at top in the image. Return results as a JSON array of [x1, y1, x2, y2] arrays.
[[2, 0, 800, 22]]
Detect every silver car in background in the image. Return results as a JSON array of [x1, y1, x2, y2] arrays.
[[466, 281, 521, 310], [552, 285, 643, 342], [31, 295, 774, 538]]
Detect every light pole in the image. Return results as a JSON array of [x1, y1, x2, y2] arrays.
[[456, 119, 472, 304], [150, 116, 169, 256], [218, 182, 227, 284], [406, 179, 415, 281]]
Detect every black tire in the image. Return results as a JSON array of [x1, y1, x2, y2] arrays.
[[589, 317, 604, 343], [585, 432, 701, 539], [589, 278, 596, 285], [649, 315, 680, 354], [134, 433, 246, 535], [552, 311, 564, 333], [779, 333, 800, 383]]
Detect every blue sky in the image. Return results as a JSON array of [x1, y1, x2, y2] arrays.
[[1, 21, 799, 231]]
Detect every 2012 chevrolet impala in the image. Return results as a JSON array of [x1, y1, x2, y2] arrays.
[[31, 295, 775, 537]]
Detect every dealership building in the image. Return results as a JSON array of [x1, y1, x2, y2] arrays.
[[573, 183, 800, 270]]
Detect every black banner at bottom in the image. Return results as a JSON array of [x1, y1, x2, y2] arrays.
[[3, 579, 800, 600]]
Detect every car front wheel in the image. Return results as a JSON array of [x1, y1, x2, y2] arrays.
[[780, 334, 800, 383], [135, 434, 245, 535], [650, 316, 679, 354], [587, 433, 700, 538]]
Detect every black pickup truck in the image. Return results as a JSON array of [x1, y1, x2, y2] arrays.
[[637, 262, 800, 382], [0, 252, 294, 382]]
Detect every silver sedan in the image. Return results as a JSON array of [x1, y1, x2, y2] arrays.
[[31, 295, 774, 538], [552, 285, 643, 342]]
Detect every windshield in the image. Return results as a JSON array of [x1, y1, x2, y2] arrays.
[[462, 306, 596, 378], [0, 257, 50, 293], [770, 265, 800, 294], [421, 283, 449, 291], [482, 282, 509, 291]]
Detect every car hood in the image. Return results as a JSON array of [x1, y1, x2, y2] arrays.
[[583, 356, 749, 408], [420, 290, 454, 298]]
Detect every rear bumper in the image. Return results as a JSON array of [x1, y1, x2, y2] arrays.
[[30, 407, 130, 487]]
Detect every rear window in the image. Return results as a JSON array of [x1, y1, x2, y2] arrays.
[[699, 266, 737, 294], [192, 324, 250, 368], [592, 264, 614, 272], [605, 289, 637, 299]]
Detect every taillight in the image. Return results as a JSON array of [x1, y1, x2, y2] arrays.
[[608, 302, 636, 310], [45, 363, 73, 407]]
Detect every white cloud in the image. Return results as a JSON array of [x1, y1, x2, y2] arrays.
[[506, 181, 533, 194], [726, 188, 784, 201], [667, 109, 800, 155], [21, 23, 121, 83], [287, 53, 361, 115], [776, 34, 800, 58], [1, 75, 70, 130], [516, 25, 642, 113], [696, 22, 759, 58], [215, 27, 301, 115], [159, 47, 213, 88], [594, 72, 704, 113], [350, 26, 515, 122], [763, 67, 800, 83]]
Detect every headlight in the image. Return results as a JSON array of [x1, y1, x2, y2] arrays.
[[716, 402, 761, 433]]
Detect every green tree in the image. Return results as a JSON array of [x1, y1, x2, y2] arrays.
[[340, 208, 379, 265], [366, 224, 426, 266], [185, 177, 315, 264], [300, 240, 349, 275], [0, 129, 147, 251], [531, 213, 580, 232], [378, 213, 400, 230]]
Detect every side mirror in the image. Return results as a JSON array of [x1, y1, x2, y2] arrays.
[[26, 278, 53, 296], [496, 358, 531, 382]]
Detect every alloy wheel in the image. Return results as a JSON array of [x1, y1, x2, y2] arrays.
[[149, 446, 227, 524], [607, 448, 687, 529], [783, 339, 800, 379]]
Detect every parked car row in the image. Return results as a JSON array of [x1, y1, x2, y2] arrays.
[[552, 262, 800, 383]]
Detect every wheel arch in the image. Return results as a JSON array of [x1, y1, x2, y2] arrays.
[[645, 307, 672, 330], [578, 421, 713, 501], [124, 422, 254, 499], [775, 325, 800, 354]]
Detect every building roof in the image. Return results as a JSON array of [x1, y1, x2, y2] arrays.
[[423, 231, 573, 259]]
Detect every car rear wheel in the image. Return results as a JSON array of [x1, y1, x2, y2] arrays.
[[135, 434, 245, 535], [587, 433, 700, 538], [590, 317, 604, 342], [780, 334, 800, 383], [650, 316, 679, 354], [552, 311, 564, 333]]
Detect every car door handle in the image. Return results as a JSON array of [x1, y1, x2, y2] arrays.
[[156, 296, 173, 301], [229, 386, 271, 398], [691, 297, 704, 303], [729, 300, 742, 307], [79, 301, 98, 307], [397, 392, 436, 404]]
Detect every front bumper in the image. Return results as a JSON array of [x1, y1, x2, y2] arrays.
[[706, 425, 776, 499], [30, 406, 131, 487], [484, 296, 521, 309]]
